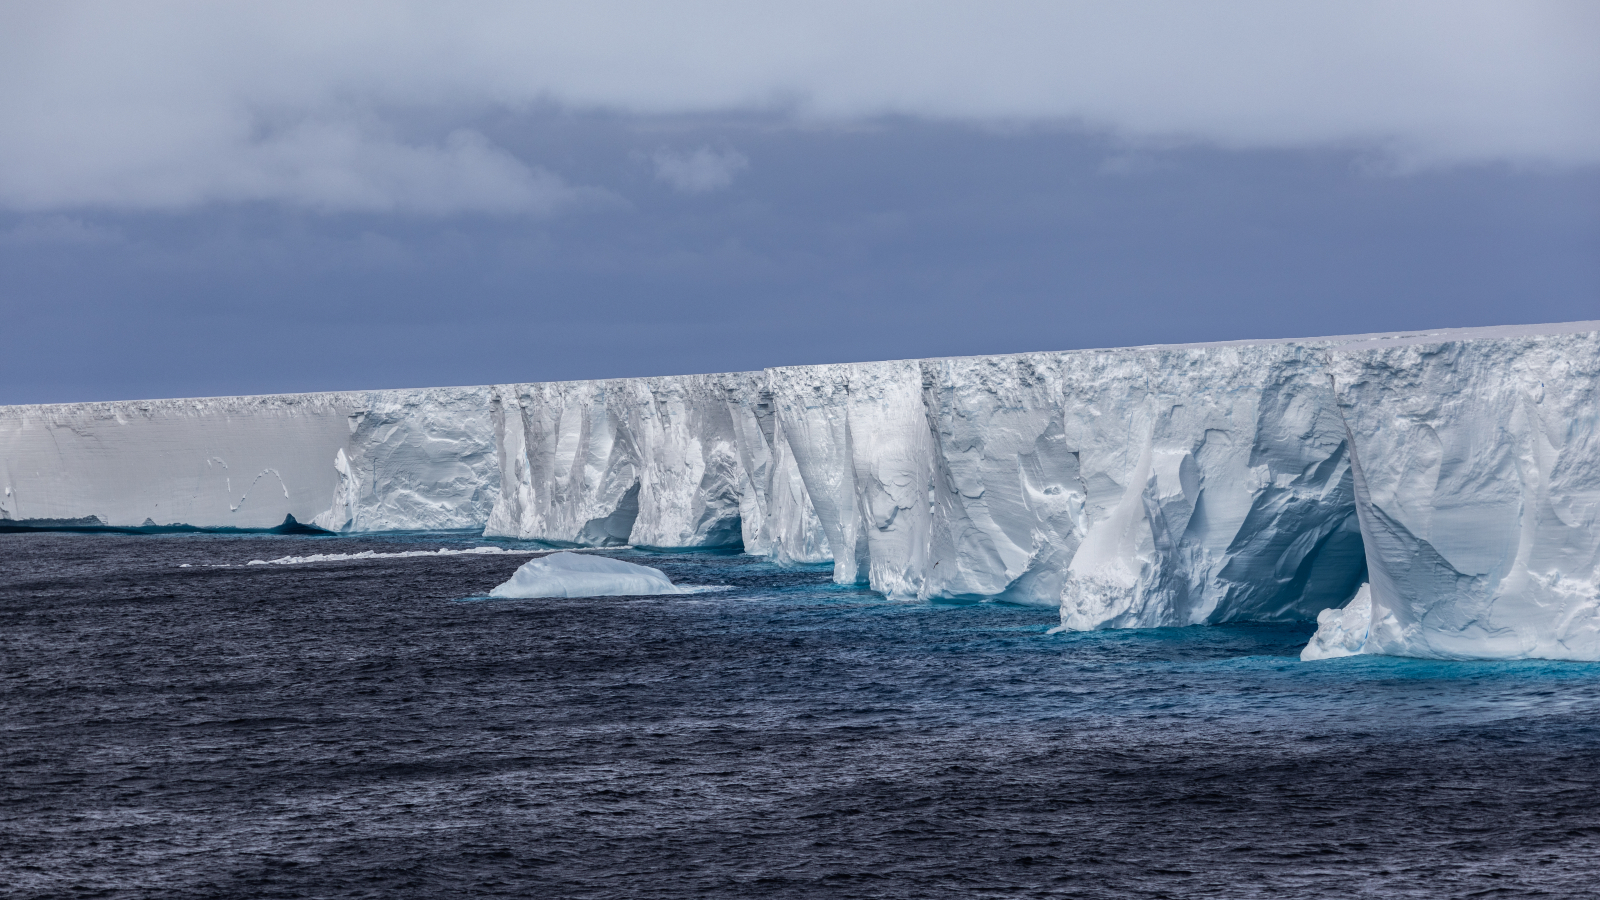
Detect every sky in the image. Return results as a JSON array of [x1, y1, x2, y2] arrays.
[[3, 1, 1597, 404]]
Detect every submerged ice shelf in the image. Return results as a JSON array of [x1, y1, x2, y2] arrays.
[[4, 321, 1599, 660]]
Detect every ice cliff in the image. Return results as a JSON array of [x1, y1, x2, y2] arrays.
[[1318, 325, 1600, 660], [0, 388, 497, 533], [4, 321, 1598, 660]]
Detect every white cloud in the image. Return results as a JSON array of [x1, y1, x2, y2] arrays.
[[0, 109, 608, 215], [652, 147, 749, 193], [1, 1, 1596, 213]]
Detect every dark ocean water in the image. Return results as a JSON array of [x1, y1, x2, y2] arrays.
[[5, 532, 1600, 899]]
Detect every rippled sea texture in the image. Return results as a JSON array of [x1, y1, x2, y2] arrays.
[[5, 533, 1600, 899]]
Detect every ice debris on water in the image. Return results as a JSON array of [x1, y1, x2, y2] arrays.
[[246, 546, 553, 566], [487, 551, 689, 599], [1301, 584, 1372, 661]]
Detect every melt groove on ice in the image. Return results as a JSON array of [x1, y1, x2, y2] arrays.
[[5, 321, 1599, 661]]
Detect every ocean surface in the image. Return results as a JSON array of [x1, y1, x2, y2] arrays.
[[5, 531, 1600, 899]]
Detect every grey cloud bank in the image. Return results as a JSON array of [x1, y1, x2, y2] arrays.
[[3, 1, 1597, 214], [3, 117, 1595, 407]]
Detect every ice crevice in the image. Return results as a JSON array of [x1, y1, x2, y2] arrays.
[[5, 321, 1600, 659]]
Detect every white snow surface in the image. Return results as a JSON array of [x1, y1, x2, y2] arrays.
[[1301, 584, 1374, 661], [487, 551, 686, 599], [6, 321, 1600, 659]]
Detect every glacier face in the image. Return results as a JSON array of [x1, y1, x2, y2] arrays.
[[0, 388, 499, 533], [0, 393, 357, 531], [1329, 325, 1600, 660], [484, 375, 751, 549], [312, 388, 500, 534], [5, 321, 1599, 660], [768, 344, 1370, 628]]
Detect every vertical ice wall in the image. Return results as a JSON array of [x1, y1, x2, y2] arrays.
[[7, 322, 1600, 660], [767, 360, 938, 594], [483, 373, 779, 549], [0, 388, 502, 533], [485, 378, 647, 545], [724, 372, 831, 565], [1319, 324, 1600, 660], [920, 353, 1082, 606], [620, 375, 745, 549], [1047, 342, 1368, 629], [311, 387, 500, 533], [767, 363, 872, 579], [763, 344, 1368, 625], [0, 393, 357, 530]]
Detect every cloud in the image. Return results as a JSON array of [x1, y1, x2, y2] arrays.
[[0, 215, 120, 246], [652, 147, 750, 193], [201, 125, 603, 215], [0, 113, 609, 215], [2, 1, 1596, 213]]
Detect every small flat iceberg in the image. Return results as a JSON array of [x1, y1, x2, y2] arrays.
[[488, 551, 690, 599]]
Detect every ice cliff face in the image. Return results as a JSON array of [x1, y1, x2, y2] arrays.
[[312, 388, 499, 533], [1323, 324, 1600, 660], [0, 393, 356, 531], [5, 322, 1598, 660], [0, 389, 498, 533], [767, 343, 1368, 631], [485, 375, 749, 549]]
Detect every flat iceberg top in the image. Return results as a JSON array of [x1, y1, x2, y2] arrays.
[[8, 321, 1596, 415], [487, 551, 687, 599], [767, 319, 1600, 375]]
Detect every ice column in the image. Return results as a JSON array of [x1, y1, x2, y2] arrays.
[[724, 372, 831, 565]]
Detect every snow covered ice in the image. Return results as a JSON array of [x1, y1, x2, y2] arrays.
[[1326, 324, 1600, 660], [0, 387, 497, 533], [5, 321, 1600, 660], [488, 551, 687, 599], [1301, 584, 1373, 661]]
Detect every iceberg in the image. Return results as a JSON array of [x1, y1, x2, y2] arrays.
[[1301, 584, 1373, 660], [486, 374, 748, 550], [0, 387, 498, 533], [1328, 324, 1600, 660], [5, 320, 1600, 660], [487, 551, 686, 599]]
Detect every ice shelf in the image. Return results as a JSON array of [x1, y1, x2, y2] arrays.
[[5, 321, 1598, 659]]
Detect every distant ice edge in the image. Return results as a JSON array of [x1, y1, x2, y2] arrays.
[[5, 321, 1599, 661]]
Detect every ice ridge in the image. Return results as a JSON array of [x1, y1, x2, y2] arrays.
[[4, 321, 1599, 660]]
